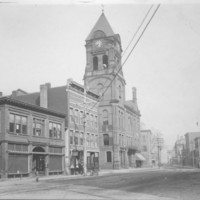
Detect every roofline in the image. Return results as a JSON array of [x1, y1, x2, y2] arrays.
[[0, 97, 66, 118]]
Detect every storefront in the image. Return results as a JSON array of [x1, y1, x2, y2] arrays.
[[87, 152, 99, 172]]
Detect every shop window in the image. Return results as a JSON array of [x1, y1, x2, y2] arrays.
[[49, 122, 62, 139], [103, 55, 108, 68], [9, 113, 27, 135], [103, 134, 109, 146], [93, 56, 98, 71], [107, 151, 112, 162]]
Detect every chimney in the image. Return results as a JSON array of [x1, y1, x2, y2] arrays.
[[40, 83, 50, 108], [132, 87, 137, 102]]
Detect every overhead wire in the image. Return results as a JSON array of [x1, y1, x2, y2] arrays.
[[85, 4, 160, 113]]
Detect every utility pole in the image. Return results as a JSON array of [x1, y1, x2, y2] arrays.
[[156, 135, 164, 168]]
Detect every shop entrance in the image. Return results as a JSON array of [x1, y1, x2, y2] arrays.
[[32, 147, 46, 175]]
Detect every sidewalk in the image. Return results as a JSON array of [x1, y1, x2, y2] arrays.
[[0, 167, 158, 185]]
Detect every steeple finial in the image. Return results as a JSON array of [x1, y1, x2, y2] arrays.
[[101, 4, 104, 13]]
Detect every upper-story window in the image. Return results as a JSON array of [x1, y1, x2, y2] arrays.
[[119, 85, 122, 101], [103, 55, 108, 68], [69, 107, 74, 123], [103, 134, 109, 146], [74, 109, 79, 124], [33, 118, 44, 137], [102, 110, 108, 125], [9, 113, 27, 135], [93, 56, 98, 71], [49, 122, 62, 139]]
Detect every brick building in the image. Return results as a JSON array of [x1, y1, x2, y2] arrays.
[[0, 97, 66, 178], [83, 12, 141, 169], [13, 80, 100, 175]]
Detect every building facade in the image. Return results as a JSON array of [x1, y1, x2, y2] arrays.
[[66, 79, 100, 174], [0, 97, 66, 178], [83, 12, 141, 169], [185, 132, 200, 167]]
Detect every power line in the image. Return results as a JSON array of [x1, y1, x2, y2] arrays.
[[86, 4, 160, 113], [122, 5, 154, 57]]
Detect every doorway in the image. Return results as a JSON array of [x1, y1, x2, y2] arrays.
[[32, 147, 46, 175]]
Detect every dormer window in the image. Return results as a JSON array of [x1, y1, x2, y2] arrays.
[[93, 56, 98, 70], [103, 55, 108, 68]]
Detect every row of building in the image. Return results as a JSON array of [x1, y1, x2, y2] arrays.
[[172, 132, 200, 168], [0, 12, 162, 178]]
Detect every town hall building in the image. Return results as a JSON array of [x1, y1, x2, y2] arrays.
[[83, 12, 142, 169]]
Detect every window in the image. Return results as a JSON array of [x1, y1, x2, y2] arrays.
[[97, 83, 103, 96], [86, 113, 89, 127], [69, 108, 74, 123], [90, 114, 94, 127], [91, 134, 94, 147], [74, 131, 79, 145], [74, 109, 79, 124], [103, 134, 109, 146], [103, 110, 108, 126], [80, 111, 84, 125], [87, 133, 90, 147], [33, 118, 44, 137], [93, 30, 106, 38], [9, 113, 27, 135], [95, 135, 98, 147], [49, 122, 62, 139], [93, 56, 98, 71], [70, 130, 73, 144], [80, 132, 84, 145], [103, 55, 108, 68], [95, 116, 97, 128], [107, 151, 112, 162], [143, 145, 147, 152]]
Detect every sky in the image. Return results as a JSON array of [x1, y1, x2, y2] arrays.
[[0, 0, 200, 147]]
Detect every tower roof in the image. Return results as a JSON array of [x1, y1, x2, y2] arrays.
[[86, 12, 115, 41]]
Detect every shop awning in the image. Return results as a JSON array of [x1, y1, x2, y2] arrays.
[[135, 153, 146, 161]]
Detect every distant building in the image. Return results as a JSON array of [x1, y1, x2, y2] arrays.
[[140, 130, 152, 166], [185, 132, 200, 167], [194, 137, 200, 168], [173, 136, 186, 165], [0, 97, 66, 178], [83, 12, 141, 169]]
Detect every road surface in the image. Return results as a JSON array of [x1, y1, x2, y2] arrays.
[[0, 168, 199, 199]]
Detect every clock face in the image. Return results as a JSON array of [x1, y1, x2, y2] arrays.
[[95, 40, 102, 48]]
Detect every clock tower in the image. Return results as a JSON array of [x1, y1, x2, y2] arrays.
[[84, 12, 127, 169]]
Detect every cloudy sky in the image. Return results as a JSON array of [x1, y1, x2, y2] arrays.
[[0, 0, 200, 147]]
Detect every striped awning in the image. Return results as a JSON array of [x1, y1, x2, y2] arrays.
[[135, 153, 146, 161]]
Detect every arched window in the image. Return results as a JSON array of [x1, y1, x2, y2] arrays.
[[93, 56, 98, 71], [103, 55, 108, 68], [107, 151, 112, 162]]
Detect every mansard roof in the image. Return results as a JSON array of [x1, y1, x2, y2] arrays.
[[124, 100, 141, 116], [86, 12, 115, 41]]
